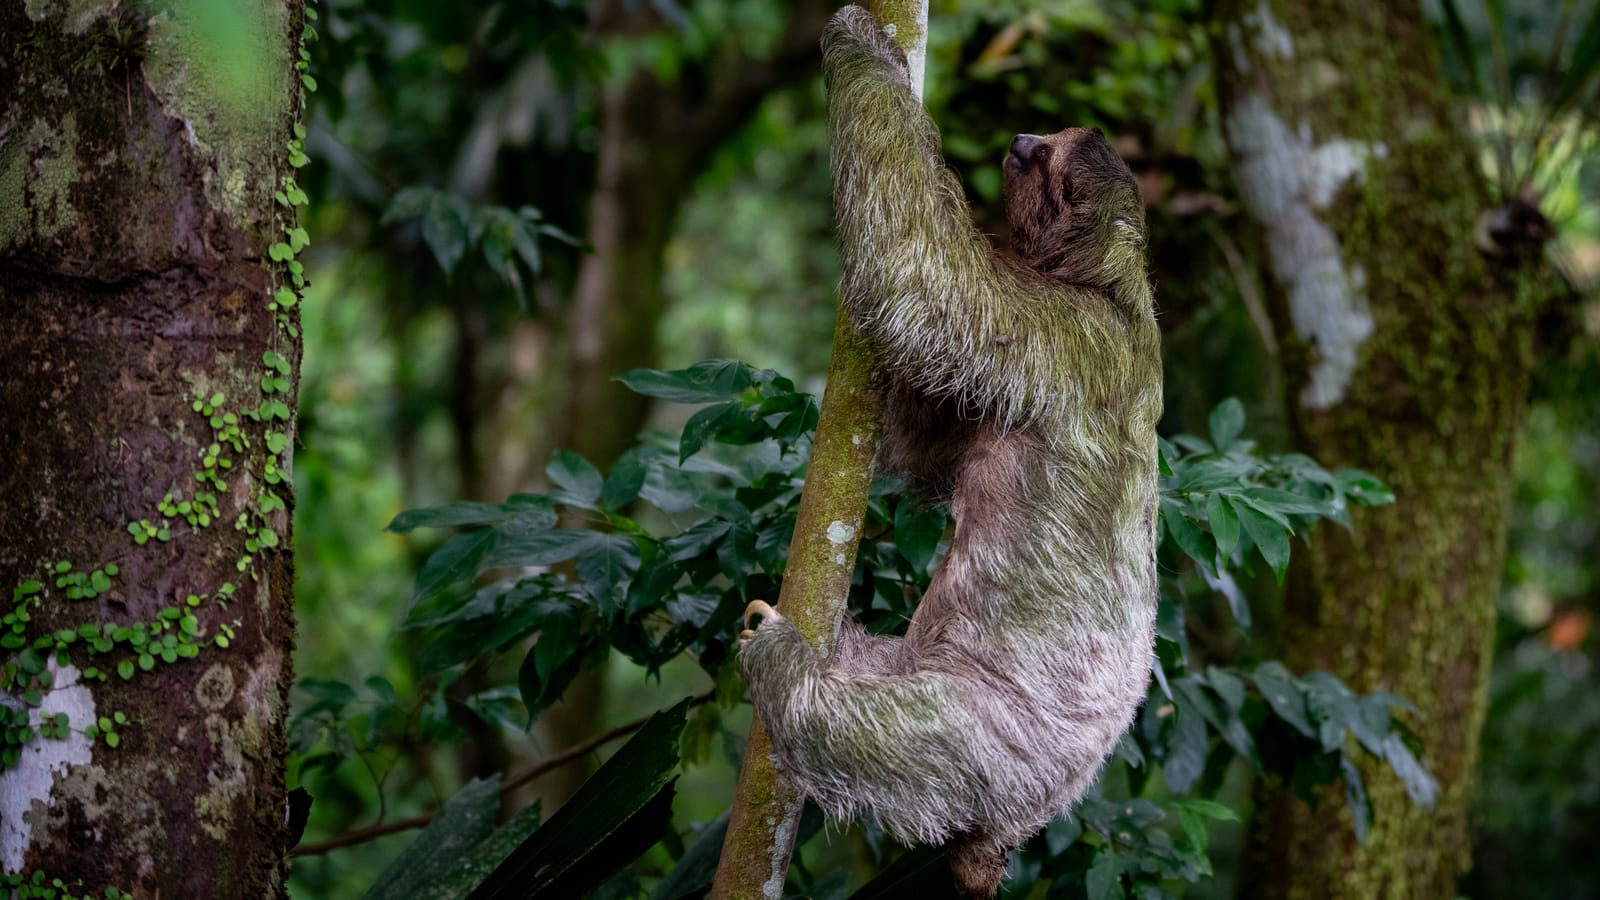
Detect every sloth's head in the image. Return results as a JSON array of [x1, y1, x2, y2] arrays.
[[1002, 127, 1146, 291]]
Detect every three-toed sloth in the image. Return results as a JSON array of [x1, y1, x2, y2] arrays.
[[739, 6, 1163, 897]]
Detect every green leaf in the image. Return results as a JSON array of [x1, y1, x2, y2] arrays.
[[363, 776, 504, 900], [678, 402, 743, 462], [546, 450, 603, 504], [601, 458, 648, 511], [661, 519, 731, 563], [1549, 2, 1600, 116], [1232, 498, 1290, 580], [468, 699, 692, 900], [846, 845, 956, 900], [614, 360, 753, 404], [1160, 498, 1216, 575], [483, 529, 598, 569], [1085, 849, 1122, 900], [409, 529, 497, 613], [1205, 492, 1239, 560], [1336, 469, 1395, 506], [1176, 798, 1240, 822], [645, 811, 731, 900], [1163, 687, 1209, 794], [1381, 732, 1438, 808], [576, 535, 642, 617], [893, 504, 948, 574], [387, 502, 507, 533], [1207, 398, 1245, 451], [1340, 755, 1373, 844], [1252, 662, 1315, 738]]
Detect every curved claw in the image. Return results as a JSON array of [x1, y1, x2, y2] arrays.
[[743, 599, 779, 632]]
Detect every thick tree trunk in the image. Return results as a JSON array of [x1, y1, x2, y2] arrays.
[[1214, 2, 1542, 897], [0, 1, 302, 896]]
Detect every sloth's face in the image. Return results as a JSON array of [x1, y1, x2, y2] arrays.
[[1002, 126, 1141, 274]]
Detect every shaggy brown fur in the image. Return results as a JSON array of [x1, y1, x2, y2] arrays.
[[739, 7, 1163, 897]]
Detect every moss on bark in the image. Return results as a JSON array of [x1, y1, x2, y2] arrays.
[[1215, 2, 1545, 897]]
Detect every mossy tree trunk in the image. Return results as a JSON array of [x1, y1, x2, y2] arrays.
[[1213, 2, 1544, 897], [0, 0, 303, 896]]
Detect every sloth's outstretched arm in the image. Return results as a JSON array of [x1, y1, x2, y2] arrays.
[[823, 7, 1118, 427]]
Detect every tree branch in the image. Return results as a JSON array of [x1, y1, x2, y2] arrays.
[[289, 691, 713, 857]]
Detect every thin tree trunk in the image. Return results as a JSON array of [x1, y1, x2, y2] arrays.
[[1213, 2, 1546, 897], [711, 3, 925, 896], [0, 1, 303, 895]]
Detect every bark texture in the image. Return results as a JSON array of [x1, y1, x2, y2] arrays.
[[0, 0, 301, 896], [1214, 2, 1543, 897]]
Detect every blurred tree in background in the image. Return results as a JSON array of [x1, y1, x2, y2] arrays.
[[267, 0, 1599, 897]]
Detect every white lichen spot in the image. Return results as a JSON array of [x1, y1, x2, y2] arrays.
[[826, 521, 857, 544], [1245, 0, 1294, 59], [852, 434, 864, 446], [1, 663, 95, 871], [194, 664, 236, 712], [1227, 94, 1376, 409], [1227, 23, 1251, 73], [835, 553, 847, 566], [763, 796, 808, 900]]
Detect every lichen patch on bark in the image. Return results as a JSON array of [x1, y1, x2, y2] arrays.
[[0, 115, 81, 251], [0, 663, 96, 871], [1225, 93, 1377, 410]]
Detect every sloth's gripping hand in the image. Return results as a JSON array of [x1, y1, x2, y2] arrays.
[[738, 600, 783, 650], [822, 5, 912, 92]]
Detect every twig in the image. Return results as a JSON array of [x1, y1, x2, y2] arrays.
[[290, 690, 715, 857]]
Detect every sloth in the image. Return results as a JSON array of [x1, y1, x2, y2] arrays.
[[738, 6, 1163, 898]]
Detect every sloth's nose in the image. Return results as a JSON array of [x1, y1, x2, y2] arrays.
[[1009, 134, 1043, 163]]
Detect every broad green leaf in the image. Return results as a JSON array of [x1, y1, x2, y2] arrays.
[[646, 812, 731, 900], [614, 360, 753, 404], [576, 535, 642, 616], [1336, 469, 1394, 506], [1085, 849, 1122, 900], [1161, 498, 1216, 575], [388, 502, 507, 533], [469, 700, 691, 899], [678, 402, 744, 462], [1232, 499, 1289, 580], [483, 529, 597, 569], [893, 504, 948, 574], [1163, 688, 1209, 793], [1252, 662, 1315, 738], [1340, 755, 1373, 844], [546, 450, 603, 503], [847, 845, 958, 900], [1205, 492, 1239, 559], [662, 519, 732, 563], [363, 777, 502, 900], [1381, 732, 1438, 808], [601, 458, 648, 510], [409, 529, 497, 612], [1549, 2, 1600, 116], [1207, 398, 1245, 451]]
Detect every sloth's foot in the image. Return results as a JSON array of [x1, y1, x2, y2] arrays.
[[739, 600, 782, 649]]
